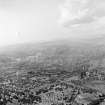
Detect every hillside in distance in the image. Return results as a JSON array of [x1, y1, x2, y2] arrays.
[[0, 36, 105, 73]]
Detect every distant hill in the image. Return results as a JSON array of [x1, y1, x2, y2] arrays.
[[0, 36, 105, 74]]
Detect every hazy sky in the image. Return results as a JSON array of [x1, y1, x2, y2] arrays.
[[59, 0, 105, 38], [0, 0, 105, 46], [0, 0, 63, 46]]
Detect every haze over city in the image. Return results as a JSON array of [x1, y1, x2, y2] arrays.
[[1, 1, 105, 105]]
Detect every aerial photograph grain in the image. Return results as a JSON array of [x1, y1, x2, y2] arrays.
[[0, 0, 105, 105]]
